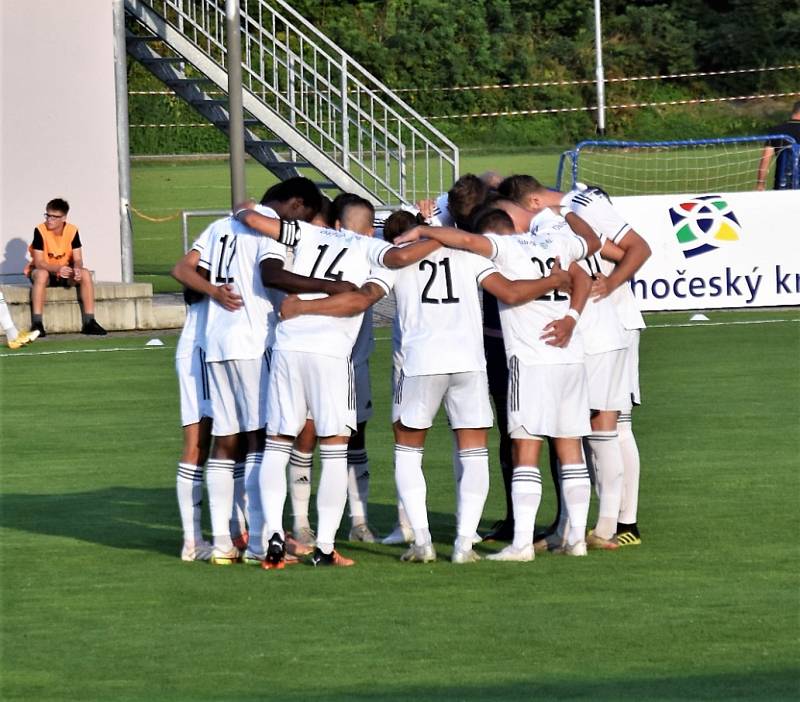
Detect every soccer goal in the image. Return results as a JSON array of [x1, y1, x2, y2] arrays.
[[555, 135, 799, 196]]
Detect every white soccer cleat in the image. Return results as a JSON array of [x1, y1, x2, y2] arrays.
[[486, 543, 535, 562], [555, 540, 588, 557], [348, 522, 378, 543], [381, 523, 414, 545], [181, 539, 214, 562], [400, 542, 436, 563], [451, 547, 482, 564], [294, 525, 316, 548]]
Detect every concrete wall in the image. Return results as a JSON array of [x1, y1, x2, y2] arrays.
[[0, 0, 123, 283]]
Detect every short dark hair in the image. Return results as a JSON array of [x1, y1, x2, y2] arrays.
[[448, 174, 489, 229], [339, 196, 374, 225], [382, 210, 423, 243], [260, 177, 322, 214], [46, 198, 69, 214], [471, 207, 515, 235], [497, 175, 545, 205], [328, 192, 365, 227]]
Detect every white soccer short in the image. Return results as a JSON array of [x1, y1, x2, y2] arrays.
[[176, 347, 212, 427], [585, 348, 628, 412], [393, 370, 493, 430], [354, 360, 373, 424], [507, 358, 591, 439], [207, 356, 268, 436], [623, 329, 641, 408], [267, 350, 355, 438]]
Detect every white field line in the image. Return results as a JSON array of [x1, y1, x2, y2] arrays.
[[1, 317, 796, 357]]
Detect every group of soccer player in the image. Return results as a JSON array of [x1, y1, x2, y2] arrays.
[[171, 170, 651, 568]]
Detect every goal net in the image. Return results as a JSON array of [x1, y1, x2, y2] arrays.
[[556, 135, 799, 196]]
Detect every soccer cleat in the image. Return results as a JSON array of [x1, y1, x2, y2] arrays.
[[486, 543, 535, 562], [231, 530, 249, 551], [262, 532, 286, 570], [348, 522, 378, 543], [616, 530, 642, 547], [80, 319, 107, 335], [534, 531, 565, 554], [29, 321, 47, 338], [209, 546, 241, 565], [553, 540, 588, 557], [381, 523, 414, 545], [285, 532, 314, 557], [294, 525, 316, 548], [452, 547, 482, 564], [310, 547, 355, 567], [7, 329, 40, 350], [587, 530, 620, 550], [471, 531, 483, 545], [242, 550, 264, 566], [400, 542, 436, 563], [482, 519, 515, 542], [181, 539, 213, 562]]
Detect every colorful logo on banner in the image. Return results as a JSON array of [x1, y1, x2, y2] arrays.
[[668, 195, 742, 258]]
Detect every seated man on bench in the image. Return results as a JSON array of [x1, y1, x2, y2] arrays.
[[26, 197, 106, 336]]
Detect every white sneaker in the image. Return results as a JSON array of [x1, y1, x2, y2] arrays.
[[555, 540, 588, 557], [486, 543, 535, 562], [400, 542, 436, 563], [294, 525, 316, 547], [181, 539, 213, 562], [348, 522, 378, 543], [381, 523, 414, 545], [452, 547, 481, 564]]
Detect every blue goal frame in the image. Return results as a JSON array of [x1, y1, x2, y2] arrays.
[[555, 135, 799, 192]]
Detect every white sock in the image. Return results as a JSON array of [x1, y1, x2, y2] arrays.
[[206, 458, 235, 551], [397, 500, 411, 529], [176, 462, 203, 543], [456, 448, 489, 540], [451, 435, 463, 519], [231, 460, 247, 537], [394, 444, 430, 545], [316, 445, 349, 550], [346, 448, 370, 525], [618, 412, 641, 525], [0, 294, 18, 340], [588, 431, 624, 539], [260, 439, 292, 540], [561, 463, 591, 546], [289, 449, 313, 532], [244, 451, 264, 556], [511, 466, 542, 549]]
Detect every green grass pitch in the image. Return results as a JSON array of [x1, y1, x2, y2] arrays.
[[1, 309, 798, 700]]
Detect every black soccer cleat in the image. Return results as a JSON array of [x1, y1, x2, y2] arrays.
[[262, 532, 286, 570], [30, 321, 47, 338], [309, 547, 355, 567], [81, 319, 107, 336]]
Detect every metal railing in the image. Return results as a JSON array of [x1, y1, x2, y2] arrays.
[[134, 0, 459, 204]]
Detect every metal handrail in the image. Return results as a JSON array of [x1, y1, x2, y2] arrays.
[[135, 0, 458, 203]]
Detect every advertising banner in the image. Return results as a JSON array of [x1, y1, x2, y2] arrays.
[[614, 190, 800, 311]]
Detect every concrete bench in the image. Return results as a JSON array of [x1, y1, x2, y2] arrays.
[[0, 282, 185, 335]]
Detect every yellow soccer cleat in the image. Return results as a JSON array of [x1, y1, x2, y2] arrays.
[[7, 329, 40, 350]]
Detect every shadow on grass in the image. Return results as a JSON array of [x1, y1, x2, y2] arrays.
[[277, 669, 800, 702], [0, 490, 473, 559]]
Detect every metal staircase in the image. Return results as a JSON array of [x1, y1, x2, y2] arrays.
[[124, 0, 459, 205]]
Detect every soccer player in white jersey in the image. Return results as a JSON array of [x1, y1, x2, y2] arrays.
[[173, 178, 348, 565], [280, 209, 574, 564], [233, 207, 441, 567], [560, 183, 651, 545], [0, 293, 39, 349], [393, 208, 594, 560]]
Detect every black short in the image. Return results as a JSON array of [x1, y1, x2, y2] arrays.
[[28, 272, 72, 288]]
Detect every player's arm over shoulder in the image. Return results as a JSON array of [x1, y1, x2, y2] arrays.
[[280, 281, 386, 321]]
